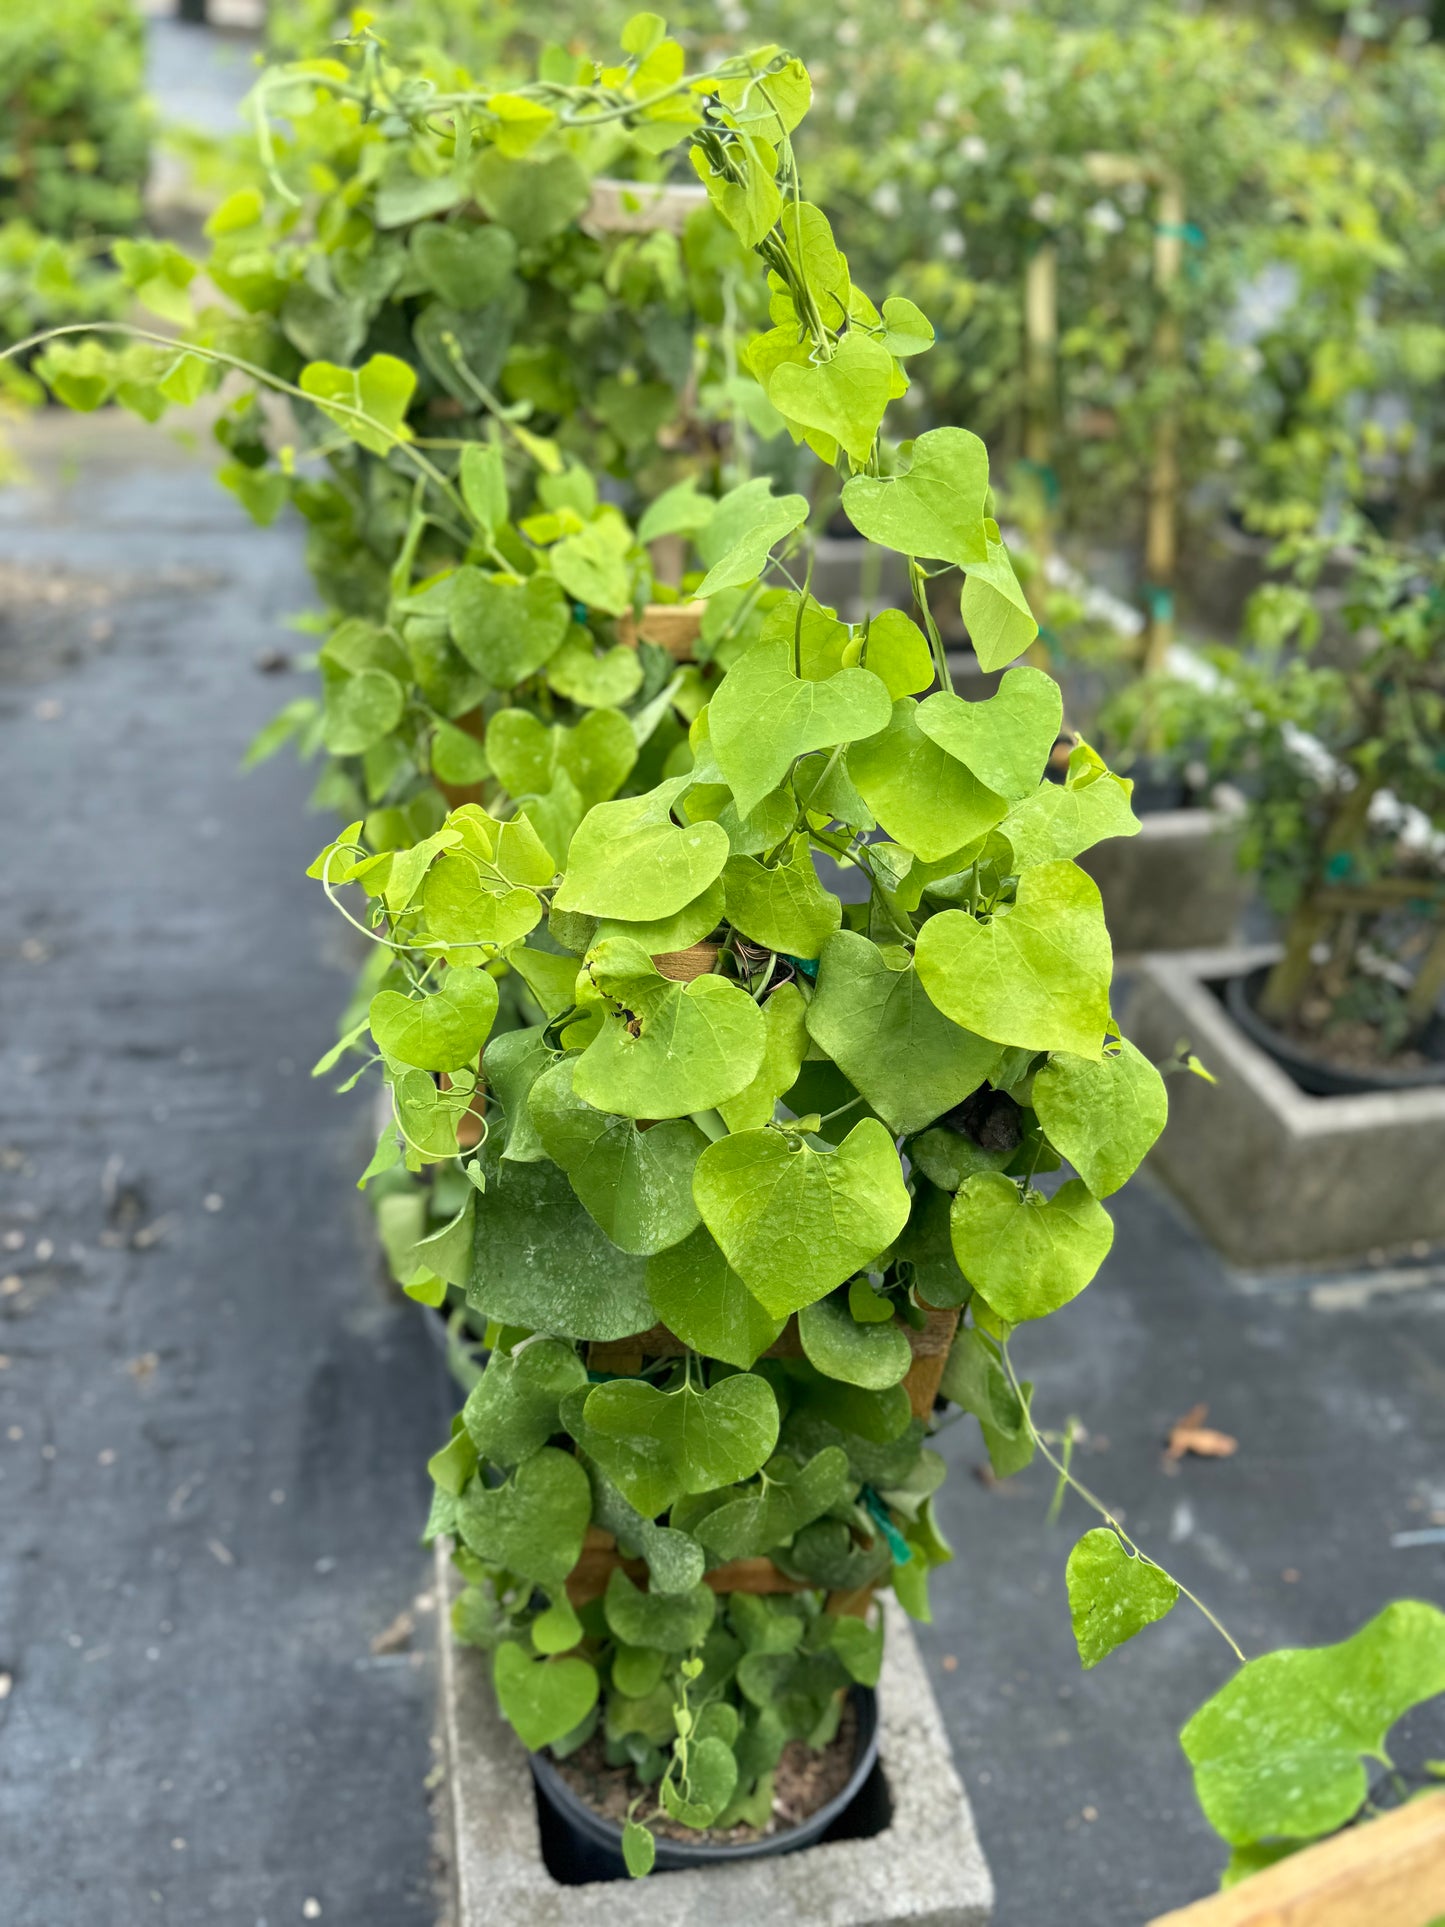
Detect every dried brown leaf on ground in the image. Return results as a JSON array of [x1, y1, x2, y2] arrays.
[[1165, 1403, 1239, 1463], [370, 1610, 414, 1656]]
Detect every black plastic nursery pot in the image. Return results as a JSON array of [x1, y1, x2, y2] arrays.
[[529, 1685, 884, 1884], [1224, 964, 1445, 1098]]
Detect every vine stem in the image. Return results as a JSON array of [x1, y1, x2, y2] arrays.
[[0, 322, 474, 531], [999, 1341, 1247, 1665]]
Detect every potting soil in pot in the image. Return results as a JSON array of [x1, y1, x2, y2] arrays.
[[553, 1698, 861, 1847]]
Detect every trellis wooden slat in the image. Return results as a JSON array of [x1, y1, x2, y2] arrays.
[[1145, 1792, 1445, 1927], [585, 1304, 959, 1423]]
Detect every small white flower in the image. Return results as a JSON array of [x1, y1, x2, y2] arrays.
[[1215, 436, 1243, 464], [961, 135, 988, 165], [1238, 345, 1264, 377], [1085, 199, 1124, 235], [1030, 192, 1057, 224], [923, 24, 956, 54], [834, 89, 857, 123], [920, 121, 942, 143], [935, 93, 959, 118], [836, 18, 860, 44], [1001, 67, 1025, 112], [939, 229, 967, 260], [870, 183, 902, 219], [930, 184, 958, 212]]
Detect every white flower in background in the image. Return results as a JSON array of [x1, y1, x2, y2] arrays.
[[1216, 436, 1243, 464], [834, 89, 857, 123], [924, 24, 957, 54], [1086, 199, 1125, 235], [1030, 192, 1057, 223], [961, 135, 988, 164], [836, 18, 860, 44], [1238, 345, 1264, 377], [920, 121, 942, 142], [870, 183, 903, 219], [935, 93, 959, 118], [930, 184, 958, 212], [719, 1, 749, 27], [939, 229, 967, 260], [1001, 66, 1025, 112]]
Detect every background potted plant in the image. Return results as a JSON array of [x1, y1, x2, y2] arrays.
[[1123, 520, 1445, 1264]]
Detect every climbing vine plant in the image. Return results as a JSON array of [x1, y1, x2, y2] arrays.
[[12, 13, 1444, 1889]]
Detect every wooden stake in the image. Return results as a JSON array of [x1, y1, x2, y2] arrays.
[[1143, 170, 1185, 676]]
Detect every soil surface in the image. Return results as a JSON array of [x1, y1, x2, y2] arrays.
[[553, 1699, 860, 1846]]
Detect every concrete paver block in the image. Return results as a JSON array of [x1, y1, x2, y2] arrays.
[[437, 1545, 994, 1926], [1127, 945, 1445, 1266]]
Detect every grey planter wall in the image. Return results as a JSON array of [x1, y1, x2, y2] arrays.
[[437, 1546, 993, 1927], [1126, 946, 1445, 1266], [1079, 809, 1244, 958]]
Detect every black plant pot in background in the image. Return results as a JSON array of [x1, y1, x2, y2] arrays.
[[1224, 966, 1445, 1098], [530, 1685, 886, 1884]]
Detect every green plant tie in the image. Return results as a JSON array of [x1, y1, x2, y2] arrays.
[[1326, 850, 1354, 881], [784, 953, 820, 981], [1016, 457, 1061, 506], [1141, 583, 1175, 623], [861, 1486, 913, 1565]]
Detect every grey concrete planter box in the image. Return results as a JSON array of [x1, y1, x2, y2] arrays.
[[1126, 945, 1445, 1267], [1078, 808, 1244, 958], [437, 1547, 993, 1926]]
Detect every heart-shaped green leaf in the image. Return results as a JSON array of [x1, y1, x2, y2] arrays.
[[553, 777, 730, 920], [421, 853, 542, 952], [450, 570, 571, 687], [603, 1569, 717, 1654], [718, 982, 810, 1134], [722, 837, 842, 960], [693, 1447, 852, 1561], [370, 966, 499, 1073], [914, 862, 1112, 1059], [768, 330, 893, 467], [545, 633, 644, 708], [1001, 744, 1141, 866], [481, 1025, 554, 1162], [797, 1292, 912, 1389], [645, 1225, 787, 1370], [468, 1151, 654, 1340], [594, 877, 725, 957], [915, 667, 1063, 802], [694, 486, 809, 597], [693, 1118, 910, 1317], [494, 1641, 599, 1752], [300, 353, 416, 456], [849, 698, 1008, 862], [323, 667, 405, 755], [950, 1174, 1114, 1323], [587, 1467, 706, 1597], [660, 1734, 739, 1828], [878, 295, 935, 357], [580, 1372, 780, 1516], [459, 441, 507, 537], [555, 707, 638, 807], [528, 1057, 705, 1253], [709, 636, 892, 819], [411, 220, 517, 309], [841, 427, 990, 566], [1182, 1600, 1445, 1847], [455, 1445, 590, 1589], [961, 531, 1038, 671], [1033, 1037, 1168, 1198], [573, 939, 766, 1120], [854, 607, 934, 699], [462, 1338, 587, 1466], [549, 520, 633, 616], [484, 709, 553, 797], [1066, 1528, 1179, 1671], [806, 929, 1000, 1135]]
